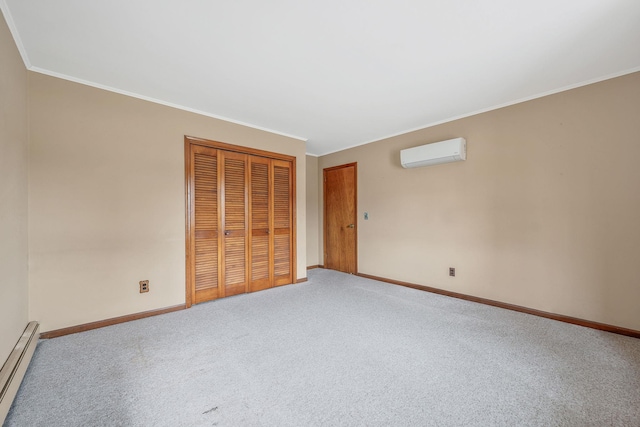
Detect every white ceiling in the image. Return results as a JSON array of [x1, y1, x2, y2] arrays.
[[2, 1, 640, 156]]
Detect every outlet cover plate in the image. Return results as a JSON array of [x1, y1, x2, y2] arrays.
[[140, 280, 149, 293]]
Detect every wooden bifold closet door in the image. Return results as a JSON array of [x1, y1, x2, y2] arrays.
[[186, 137, 295, 306]]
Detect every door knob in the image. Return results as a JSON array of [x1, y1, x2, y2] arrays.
[[347, 224, 355, 228], [224, 230, 230, 236]]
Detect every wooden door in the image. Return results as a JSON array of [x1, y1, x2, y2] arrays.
[[185, 136, 297, 307], [272, 160, 293, 286], [221, 151, 249, 297], [249, 156, 271, 292], [324, 163, 357, 274], [191, 145, 221, 304]]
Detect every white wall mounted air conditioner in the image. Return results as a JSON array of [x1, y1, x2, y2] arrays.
[[400, 137, 466, 168]]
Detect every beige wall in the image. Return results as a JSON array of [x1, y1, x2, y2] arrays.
[[306, 155, 320, 267], [28, 73, 306, 332], [0, 12, 29, 361], [318, 72, 640, 331]]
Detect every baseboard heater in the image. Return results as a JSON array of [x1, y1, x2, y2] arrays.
[[0, 321, 40, 423]]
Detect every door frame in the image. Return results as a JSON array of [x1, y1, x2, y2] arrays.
[[323, 162, 358, 274], [184, 135, 297, 308]]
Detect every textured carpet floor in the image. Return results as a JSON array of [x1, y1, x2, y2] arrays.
[[5, 269, 640, 426]]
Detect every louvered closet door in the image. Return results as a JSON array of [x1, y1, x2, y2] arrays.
[[192, 145, 221, 304], [249, 156, 272, 292], [272, 160, 293, 286], [187, 137, 296, 306], [221, 151, 249, 297]]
